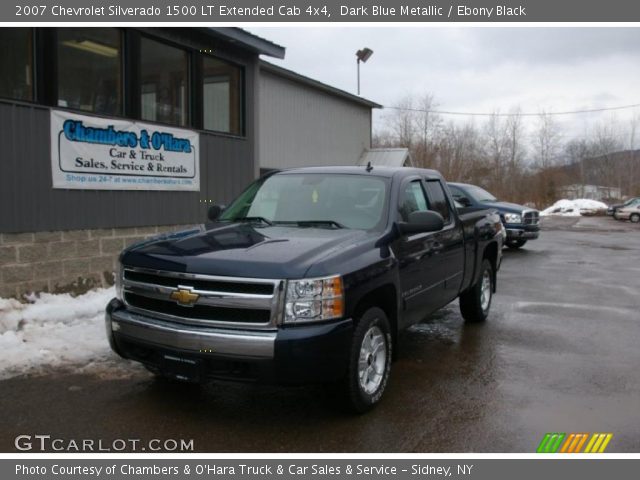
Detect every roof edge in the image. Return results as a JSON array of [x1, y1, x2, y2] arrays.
[[205, 28, 285, 59], [260, 60, 382, 109]]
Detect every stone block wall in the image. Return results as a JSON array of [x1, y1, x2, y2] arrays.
[[0, 224, 197, 299]]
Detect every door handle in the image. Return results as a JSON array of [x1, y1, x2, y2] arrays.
[[417, 242, 443, 259]]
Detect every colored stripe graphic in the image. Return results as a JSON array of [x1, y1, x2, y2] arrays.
[[584, 433, 613, 453], [536, 433, 553, 453], [573, 433, 589, 453], [597, 434, 613, 453], [537, 433, 613, 453], [560, 433, 575, 453], [537, 433, 565, 453]]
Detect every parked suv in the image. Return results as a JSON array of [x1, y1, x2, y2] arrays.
[[448, 182, 540, 249]]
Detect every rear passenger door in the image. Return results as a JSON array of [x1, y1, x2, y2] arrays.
[[394, 177, 448, 325], [423, 179, 466, 304]]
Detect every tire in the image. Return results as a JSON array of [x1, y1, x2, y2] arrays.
[[342, 307, 392, 413], [506, 239, 527, 249], [630, 213, 640, 223], [459, 259, 494, 323]]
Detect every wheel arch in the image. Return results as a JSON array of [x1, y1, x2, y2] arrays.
[[352, 284, 399, 355], [482, 241, 499, 293]]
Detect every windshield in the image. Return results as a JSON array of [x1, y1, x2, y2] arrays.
[[464, 185, 498, 203], [220, 173, 389, 230]]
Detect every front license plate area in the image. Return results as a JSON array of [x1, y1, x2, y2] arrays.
[[161, 354, 202, 383]]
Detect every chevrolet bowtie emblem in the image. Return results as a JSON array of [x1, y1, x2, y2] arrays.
[[170, 288, 199, 306]]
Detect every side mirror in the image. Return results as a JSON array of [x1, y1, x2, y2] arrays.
[[207, 204, 225, 221], [398, 211, 444, 235]]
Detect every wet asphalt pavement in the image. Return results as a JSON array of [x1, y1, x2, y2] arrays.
[[1, 216, 639, 453]]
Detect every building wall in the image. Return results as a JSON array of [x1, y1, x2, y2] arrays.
[[0, 28, 265, 298], [258, 69, 372, 170], [0, 28, 262, 234], [0, 101, 255, 234], [0, 224, 197, 299], [560, 184, 622, 201]]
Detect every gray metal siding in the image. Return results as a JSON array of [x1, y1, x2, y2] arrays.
[[0, 65, 256, 233], [259, 70, 372, 170]]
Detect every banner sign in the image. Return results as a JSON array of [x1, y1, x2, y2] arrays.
[[3, 459, 640, 480], [50, 110, 200, 191], [6, 0, 640, 22]]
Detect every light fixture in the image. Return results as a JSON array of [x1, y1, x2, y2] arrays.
[[356, 47, 374, 95], [356, 48, 374, 63], [62, 40, 119, 58]]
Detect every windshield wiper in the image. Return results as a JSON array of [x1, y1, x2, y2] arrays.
[[234, 216, 273, 226], [292, 220, 346, 229]]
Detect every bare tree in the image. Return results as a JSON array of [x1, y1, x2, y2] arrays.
[[483, 112, 509, 196], [382, 95, 416, 149], [563, 138, 593, 189], [375, 93, 638, 206], [531, 112, 563, 206], [436, 120, 482, 182], [504, 110, 526, 202], [589, 119, 624, 195], [413, 93, 442, 168], [533, 112, 562, 169], [626, 114, 639, 196]]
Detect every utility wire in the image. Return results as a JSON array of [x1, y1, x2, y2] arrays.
[[383, 102, 640, 117]]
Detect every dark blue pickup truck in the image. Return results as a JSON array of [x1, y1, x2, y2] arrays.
[[448, 182, 540, 249], [106, 166, 503, 411]]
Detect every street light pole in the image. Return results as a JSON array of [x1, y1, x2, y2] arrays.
[[355, 48, 373, 96]]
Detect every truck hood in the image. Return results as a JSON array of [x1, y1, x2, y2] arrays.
[[477, 201, 533, 214], [121, 223, 369, 279]]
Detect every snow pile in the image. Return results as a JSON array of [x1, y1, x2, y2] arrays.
[[0, 287, 134, 379], [541, 199, 608, 217]]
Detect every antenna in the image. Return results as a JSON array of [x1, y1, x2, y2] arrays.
[[366, 161, 373, 172]]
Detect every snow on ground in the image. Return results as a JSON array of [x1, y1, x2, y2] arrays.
[[540, 199, 608, 217], [0, 287, 141, 380]]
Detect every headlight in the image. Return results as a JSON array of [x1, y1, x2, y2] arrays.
[[284, 275, 344, 324], [504, 213, 522, 224], [115, 262, 124, 301]]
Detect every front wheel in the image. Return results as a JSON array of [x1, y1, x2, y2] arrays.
[[342, 307, 392, 413], [506, 239, 527, 249], [459, 259, 494, 323], [630, 213, 640, 223]]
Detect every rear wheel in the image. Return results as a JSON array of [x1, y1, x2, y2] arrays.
[[460, 259, 494, 323], [630, 213, 640, 223], [342, 307, 392, 413], [506, 239, 527, 249]]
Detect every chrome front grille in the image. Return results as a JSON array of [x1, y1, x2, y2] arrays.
[[122, 268, 284, 330], [523, 210, 540, 225]]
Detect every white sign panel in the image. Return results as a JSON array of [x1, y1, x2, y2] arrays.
[[51, 110, 200, 191]]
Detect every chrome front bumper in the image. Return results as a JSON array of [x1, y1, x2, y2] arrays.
[[109, 308, 276, 359], [506, 228, 540, 240]]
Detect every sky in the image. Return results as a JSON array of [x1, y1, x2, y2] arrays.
[[249, 27, 640, 146]]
